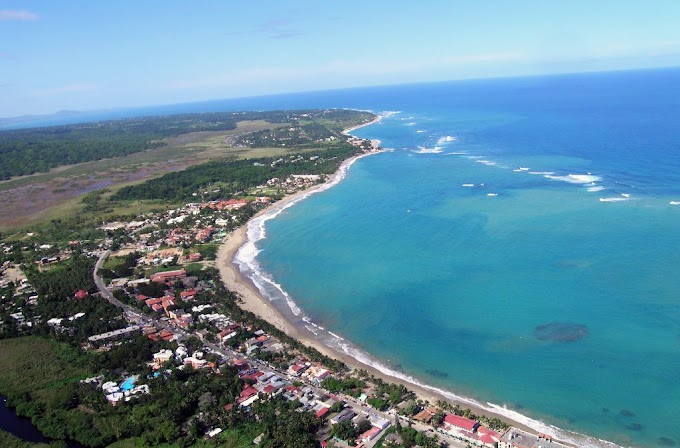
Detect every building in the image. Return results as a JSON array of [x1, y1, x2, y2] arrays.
[[152, 349, 174, 368], [498, 428, 569, 448], [88, 325, 140, 344], [359, 426, 382, 442], [443, 414, 480, 434], [151, 269, 187, 283], [74, 289, 89, 300], [370, 415, 390, 430], [330, 409, 356, 425], [184, 357, 208, 370], [413, 406, 438, 423]]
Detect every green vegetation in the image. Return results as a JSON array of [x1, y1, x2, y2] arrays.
[[0, 336, 327, 448], [112, 143, 360, 202], [195, 244, 219, 261], [26, 254, 96, 299], [320, 377, 365, 397], [99, 252, 138, 279], [0, 431, 58, 448], [0, 113, 238, 179], [0, 254, 125, 342]]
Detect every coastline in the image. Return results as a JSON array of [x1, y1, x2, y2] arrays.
[[215, 118, 617, 448]]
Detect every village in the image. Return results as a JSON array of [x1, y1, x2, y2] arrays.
[[0, 131, 571, 448]]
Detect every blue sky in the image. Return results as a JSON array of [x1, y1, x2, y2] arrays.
[[2, 1, 680, 117]]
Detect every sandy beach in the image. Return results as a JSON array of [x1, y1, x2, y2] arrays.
[[214, 119, 587, 446]]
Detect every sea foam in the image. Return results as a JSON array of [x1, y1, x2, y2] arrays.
[[599, 197, 630, 202], [545, 173, 602, 184], [414, 146, 443, 154], [436, 135, 457, 145]]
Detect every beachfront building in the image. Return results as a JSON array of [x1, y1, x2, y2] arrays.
[[440, 414, 504, 447], [150, 268, 187, 283], [443, 413, 480, 435], [498, 428, 569, 448]]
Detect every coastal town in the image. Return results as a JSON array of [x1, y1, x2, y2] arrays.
[[0, 113, 571, 448]]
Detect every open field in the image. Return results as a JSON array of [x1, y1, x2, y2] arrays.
[[0, 120, 298, 230], [0, 336, 89, 403]]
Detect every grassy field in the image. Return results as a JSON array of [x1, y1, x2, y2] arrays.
[[0, 336, 90, 402], [0, 120, 290, 231]]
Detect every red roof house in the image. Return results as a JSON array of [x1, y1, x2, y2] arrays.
[[238, 386, 258, 403], [75, 289, 89, 300], [444, 414, 480, 433]]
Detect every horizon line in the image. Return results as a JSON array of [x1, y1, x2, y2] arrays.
[[2, 64, 679, 128]]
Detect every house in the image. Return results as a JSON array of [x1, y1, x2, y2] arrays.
[[413, 406, 438, 423], [158, 329, 176, 341], [288, 364, 307, 376], [316, 407, 329, 419], [370, 415, 390, 430], [219, 329, 237, 342], [184, 357, 208, 369], [180, 289, 197, 300], [359, 426, 382, 443], [475, 427, 503, 448], [238, 386, 260, 407], [330, 409, 356, 425], [195, 226, 214, 243], [152, 349, 174, 368], [75, 289, 89, 300]]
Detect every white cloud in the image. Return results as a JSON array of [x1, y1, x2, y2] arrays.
[[0, 9, 39, 21], [33, 83, 97, 96]]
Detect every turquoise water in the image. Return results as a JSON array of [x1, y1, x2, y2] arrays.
[[120, 376, 136, 391], [240, 70, 680, 448]]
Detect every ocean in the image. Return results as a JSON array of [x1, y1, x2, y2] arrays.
[[234, 68, 680, 448], [9, 68, 680, 447]]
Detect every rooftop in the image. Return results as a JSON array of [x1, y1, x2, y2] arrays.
[[499, 428, 569, 448]]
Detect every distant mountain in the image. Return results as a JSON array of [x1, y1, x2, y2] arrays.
[[0, 109, 90, 129]]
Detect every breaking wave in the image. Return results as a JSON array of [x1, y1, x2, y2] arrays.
[[414, 146, 443, 154]]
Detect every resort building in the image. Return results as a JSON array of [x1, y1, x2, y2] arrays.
[[151, 268, 187, 283]]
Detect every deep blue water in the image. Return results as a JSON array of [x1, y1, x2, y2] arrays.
[[238, 68, 680, 448], [0, 395, 52, 444], [0, 395, 85, 447]]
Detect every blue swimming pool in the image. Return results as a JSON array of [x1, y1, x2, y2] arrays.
[[120, 376, 136, 391]]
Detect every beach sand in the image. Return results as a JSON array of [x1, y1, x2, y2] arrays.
[[214, 119, 580, 445]]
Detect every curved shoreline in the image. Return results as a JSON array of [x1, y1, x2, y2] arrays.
[[215, 118, 621, 448]]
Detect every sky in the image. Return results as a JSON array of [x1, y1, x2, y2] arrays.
[[2, 0, 680, 117]]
